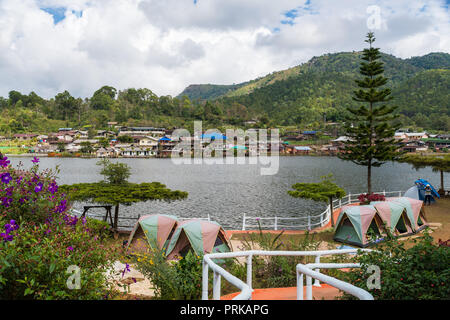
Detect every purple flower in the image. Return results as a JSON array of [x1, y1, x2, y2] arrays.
[[34, 182, 43, 193], [122, 263, 131, 278], [55, 199, 67, 213], [1, 197, 13, 207], [48, 182, 58, 194], [31, 157, 40, 164], [0, 156, 10, 168], [67, 246, 74, 252], [1, 173, 12, 184], [1, 233, 13, 242]]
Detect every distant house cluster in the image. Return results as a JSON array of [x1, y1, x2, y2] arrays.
[[2, 126, 449, 157], [280, 128, 449, 155], [4, 126, 286, 158]]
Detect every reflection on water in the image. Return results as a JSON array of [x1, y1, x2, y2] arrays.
[[9, 156, 441, 229]]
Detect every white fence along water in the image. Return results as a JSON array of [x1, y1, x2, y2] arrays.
[[242, 190, 404, 231]]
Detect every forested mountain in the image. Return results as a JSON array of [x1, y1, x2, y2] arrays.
[[176, 51, 450, 130], [0, 52, 448, 135], [405, 52, 450, 70]]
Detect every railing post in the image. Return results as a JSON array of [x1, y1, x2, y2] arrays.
[[213, 271, 221, 300], [313, 255, 321, 287], [296, 272, 304, 300], [202, 260, 209, 300], [382, 190, 386, 196], [306, 275, 313, 300], [399, 191, 402, 197], [274, 216, 278, 231], [339, 198, 342, 208], [246, 254, 253, 289], [307, 214, 311, 231], [242, 213, 246, 231], [348, 193, 352, 203]]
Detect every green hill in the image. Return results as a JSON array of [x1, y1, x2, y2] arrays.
[[175, 51, 449, 130], [405, 52, 450, 70]]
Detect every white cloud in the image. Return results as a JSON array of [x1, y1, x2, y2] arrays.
[[0, 0, 448, 99]]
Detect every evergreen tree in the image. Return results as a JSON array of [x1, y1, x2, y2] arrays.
[[339, 32, 402, 194]]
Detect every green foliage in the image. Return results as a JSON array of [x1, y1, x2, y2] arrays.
[[0, 217, 120, 299], [339, 232, 450, 300], [0, 51, 449, 134], [80, 141, 94, 154], [339, 32, 403, 194], [97, 159, 131, 185], [60, 182, 188, 206], [288, 174, 346, 203], [133, 249, 203, 300], [399, 154, 450, 172], [405, 52, 450, 70], [0, 160, 120, 299], [84, 217, 113, 240]]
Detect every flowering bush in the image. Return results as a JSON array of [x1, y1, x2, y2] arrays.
[[0, 156, 68, 224], [0, 155, 120, 299], [358, 193, 386, 204]]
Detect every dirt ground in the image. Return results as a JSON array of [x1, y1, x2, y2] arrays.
[[421, 197, 450, 243]]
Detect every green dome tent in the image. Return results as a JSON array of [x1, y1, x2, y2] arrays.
[[165, 219, 231, 260], [334, 205, 386, 247], [126, 214, 179, 254], [370, 201, 414, 236], [385, 197, 428, 232]]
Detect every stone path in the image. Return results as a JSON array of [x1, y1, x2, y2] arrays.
[[109, 261, 155, 298]]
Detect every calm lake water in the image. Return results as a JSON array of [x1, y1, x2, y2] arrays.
[[8, 156, 442, 230]]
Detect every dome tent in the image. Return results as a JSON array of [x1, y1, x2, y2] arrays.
[[371, 201, 414, 236], [334, 205, 386, 248], [165, 219, 231, 260], [385, 197, 428, 232], [126, 214, 178, 254]]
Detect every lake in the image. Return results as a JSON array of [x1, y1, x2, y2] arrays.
[[7, 156, 442, 230]]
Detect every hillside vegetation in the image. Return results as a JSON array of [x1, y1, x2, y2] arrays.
[[0, 52, 448, 135]]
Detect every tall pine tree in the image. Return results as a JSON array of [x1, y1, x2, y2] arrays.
[[339, 32, 402, 194]]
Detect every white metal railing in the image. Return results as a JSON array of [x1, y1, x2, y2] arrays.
[[296, 263, 373, 300], [202, 248, 371, 300], [242, 190, 404, 231]]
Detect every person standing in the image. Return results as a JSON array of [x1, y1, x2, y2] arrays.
[[424, 184, 432, 205]]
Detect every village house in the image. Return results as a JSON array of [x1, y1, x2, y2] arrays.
[[120, 146, 155, 157], [402, 140, 429, 153], [118, 126, 166, 138], [405, 132, 429, 141], [13, 133, 38, 141], [96, 147, 117, 158]]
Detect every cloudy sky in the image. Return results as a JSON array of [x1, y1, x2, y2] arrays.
[[0, 0, 449, 99]]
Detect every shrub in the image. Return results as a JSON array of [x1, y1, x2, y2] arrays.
[[133, 249, 204, 300], [0, 157, 67, 224], [339, 231, 450, 300], [0, 155, 121, 299]]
